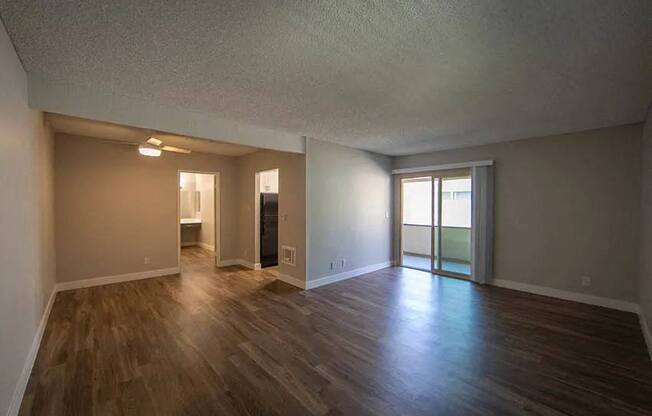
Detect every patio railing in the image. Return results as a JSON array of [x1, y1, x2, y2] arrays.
[[402, 223, 471, 263]]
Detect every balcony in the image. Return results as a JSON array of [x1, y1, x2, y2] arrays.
[[401, 224, 471, 276]]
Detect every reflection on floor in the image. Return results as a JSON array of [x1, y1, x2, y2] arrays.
[[180, 245, 215, 268], [20, 252, 652, 415], [403, 253, 471, 275]]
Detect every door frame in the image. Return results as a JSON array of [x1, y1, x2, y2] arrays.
[[177, 170, 221, 269], [398, 168, 471, 280], [254, 168, 279, 269]]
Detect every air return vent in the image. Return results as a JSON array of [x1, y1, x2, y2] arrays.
[[281, 246, 296, 266]]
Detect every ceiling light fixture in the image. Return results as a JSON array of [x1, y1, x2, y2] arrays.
[[138, 144, 162, 157]]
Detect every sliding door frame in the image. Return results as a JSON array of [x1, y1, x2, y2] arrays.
[[398, 175, 433, 273], [398, 168, 471, 280], [433, 176, 441, 272], [435, 173, 472, 280]]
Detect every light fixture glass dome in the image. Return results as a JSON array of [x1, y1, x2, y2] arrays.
[[138, 144, 161, 157]]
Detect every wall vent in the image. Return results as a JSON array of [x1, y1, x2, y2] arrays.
[[281, 246, 296, 266]]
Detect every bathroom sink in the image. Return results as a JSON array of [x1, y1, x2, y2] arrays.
[[180, 218, 201, 225]]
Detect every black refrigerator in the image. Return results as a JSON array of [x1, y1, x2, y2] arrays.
[[260, 193, 278, 267]]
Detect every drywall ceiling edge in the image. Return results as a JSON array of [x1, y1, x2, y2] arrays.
[[28, 75, 306, 154]]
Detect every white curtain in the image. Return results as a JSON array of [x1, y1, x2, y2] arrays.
[[471, 165, 494, 284]]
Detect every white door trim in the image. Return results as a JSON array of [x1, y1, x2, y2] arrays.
[[177, 170, 220, 268]]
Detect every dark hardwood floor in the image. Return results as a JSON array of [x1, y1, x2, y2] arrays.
[[20, 246, 652, 415]]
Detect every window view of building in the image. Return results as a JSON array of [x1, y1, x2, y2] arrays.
[[441, 178, 471, 228], [402, 178, 471, 227]]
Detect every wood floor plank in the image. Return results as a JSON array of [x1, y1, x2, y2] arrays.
[[19, 246, 652, 415]]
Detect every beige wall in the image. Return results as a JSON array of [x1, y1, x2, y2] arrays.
[[235, 150, 306, 281], [394, 124, 642, 302], [54, 135, 307, 283], [639, 106, 652, 339], [54, 134, 239, 282], [0, 21, 56, 415], [306, 138, 393, 281]]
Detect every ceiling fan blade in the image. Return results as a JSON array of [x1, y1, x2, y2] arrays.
[[100, 139, 139, 146], [162, 145, 192, 154], [147, 137, 163, 146]]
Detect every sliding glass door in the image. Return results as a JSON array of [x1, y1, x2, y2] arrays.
[[440, 176, 472, 276], [401, 172, 472, 278], [401, 177, 433, 271]]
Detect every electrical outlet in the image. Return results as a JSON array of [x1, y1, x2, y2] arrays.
[[340, 259, 346, 269], [385, 210, 390, 219], [581, 275, 591, 287], [144, 256, 150, 265], [330, 262, 335, 270]]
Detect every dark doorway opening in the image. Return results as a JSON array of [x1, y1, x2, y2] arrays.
[[260, 192, 278, 267]]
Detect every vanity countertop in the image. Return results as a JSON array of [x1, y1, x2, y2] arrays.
[[180, 218, 202, 225]]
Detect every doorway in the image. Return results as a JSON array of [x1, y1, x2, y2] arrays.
[[255, 169, 279, 268], [177, 171, 220, 269], [400, 171, 472, 278]]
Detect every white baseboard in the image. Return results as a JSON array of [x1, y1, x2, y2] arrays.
[[276, 273, 306, 289], [235, 259, 257, 270], [180, 241, 197, 247], [306, 261, 393, 290], [8, 266, 180, 414], [7, 288, 57, 416], [198, 242, 215, 251], [217, 259, 258, 270], [491, 279, 640, 313], [55, 267, 180, 292], [640, 313, 652, 362]]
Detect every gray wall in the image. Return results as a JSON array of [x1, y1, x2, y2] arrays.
[[394, 124, 642, 302], [0, 21, 56, 415], [306, 138, 392, 280], [639, 106, 652, 336]]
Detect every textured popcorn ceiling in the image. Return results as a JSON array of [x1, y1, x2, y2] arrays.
[[1, 1, 650, 155]]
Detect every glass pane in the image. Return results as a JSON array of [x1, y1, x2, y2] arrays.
[[440, 176, 471, 276], [401, 177, 432, 271]]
